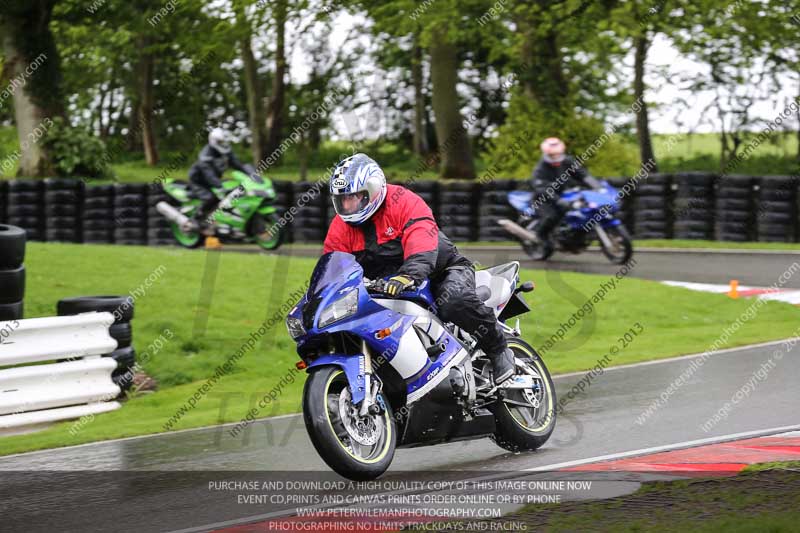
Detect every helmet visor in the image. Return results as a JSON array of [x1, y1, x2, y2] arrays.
[[542, 152, 565, 164], [333, 191, 369, 216]]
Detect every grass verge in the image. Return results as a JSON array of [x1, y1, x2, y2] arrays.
[[1, 243, 799, 455]]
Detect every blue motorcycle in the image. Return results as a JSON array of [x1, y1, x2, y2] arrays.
[[499, 180, 633, 264], [286, 252, 556, 480]]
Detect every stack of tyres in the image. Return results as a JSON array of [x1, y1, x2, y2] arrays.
[[0, 181, 7, 223], [477, 179, 518, 242], [273, 180, 294, 243], [606, 177, 635, 231], [437, 181, 477, 242], [672, 172, 715, 240], [113, 183, 147, 245], [756, 176, 797, 242], [632, 173, 671, 239], [5, 180, 44, 241], [57, 296, 136, 393], [714, 176, 754, 242], [0, 225, 26, 320], [82, 184, 115, 244], [406, 180, 439, 218], [291, 181, 327, 243], [145, 184, 174, 245], [44, 178, 82, 242]]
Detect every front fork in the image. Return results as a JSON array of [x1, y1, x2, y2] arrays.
[[359, 339, 382, 417]]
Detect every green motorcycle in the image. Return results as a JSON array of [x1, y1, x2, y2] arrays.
[[156, 169, 284, 250]]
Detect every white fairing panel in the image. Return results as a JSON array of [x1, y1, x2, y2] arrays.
[[390, 328, 429, 379], [474, 262, 519, 316]]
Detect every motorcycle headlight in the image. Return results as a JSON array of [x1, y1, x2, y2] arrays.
[[318, 288, 359, 328], [286, 316, 306, 339]]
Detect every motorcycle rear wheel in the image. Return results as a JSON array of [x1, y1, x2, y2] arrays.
[[490, 338, 557, 452], [303, 366, 396, 480], [170, 222, 205, 248], [520, 220, 554, 261]]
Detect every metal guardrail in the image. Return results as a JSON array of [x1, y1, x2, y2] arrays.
[[0, 312, 121, 434]]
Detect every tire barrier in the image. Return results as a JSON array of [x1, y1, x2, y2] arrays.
[[0, 312, 121, 434], [113, 183, 148, 245], [0, 224, 26, 321], [715, 175, 755, 242], [437, 181, 477, 242], [57, 295, 136, 393], [672, 172, 715, 240], [5, 179, 44, 241], [477, 179, 516, 242], [290, 181, 328, 243], [632, 173, 671, 239], [0, 173, 799, 244], [43, 178, 82, 243], [756, 176, 797, 243], [606, 177, 635, 231]]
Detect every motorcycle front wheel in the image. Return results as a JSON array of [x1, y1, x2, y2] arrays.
[[599, 224, 633, 264], [303, 366, 396, 480], [490, 337, 557, 453]]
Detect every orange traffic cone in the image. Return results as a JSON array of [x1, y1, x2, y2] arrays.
[[728, 280, 739, 299]]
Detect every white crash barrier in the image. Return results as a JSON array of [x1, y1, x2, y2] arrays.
[[0, 312, 121, 433]]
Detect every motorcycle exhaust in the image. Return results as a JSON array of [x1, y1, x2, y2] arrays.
[[497, 219, 539, 243], [156, 201, 191, 227]]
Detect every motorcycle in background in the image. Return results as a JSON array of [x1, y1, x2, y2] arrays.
[[156, 166, 284, 250], [498, 181, 633, 264]]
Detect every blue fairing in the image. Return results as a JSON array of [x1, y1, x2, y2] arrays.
[[289, 252, 447, 406], [508, 180, 622, 229]]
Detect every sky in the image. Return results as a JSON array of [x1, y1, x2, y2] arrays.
[[285, 10, 799, 138]]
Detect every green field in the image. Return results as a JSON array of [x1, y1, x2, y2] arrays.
[[1, 242, 800, 455]]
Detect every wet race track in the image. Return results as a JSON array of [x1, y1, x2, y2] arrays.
[[1, 246, 799, 532]]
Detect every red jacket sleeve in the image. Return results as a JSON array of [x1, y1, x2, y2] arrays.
[[396, 190, 439, 282], [323, 216, 353, 254]]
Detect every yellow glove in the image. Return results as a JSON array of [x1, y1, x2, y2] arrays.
[[380, 274, 415, 297]]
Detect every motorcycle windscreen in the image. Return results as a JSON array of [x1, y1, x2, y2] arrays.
[[308, 252, 363, 297], [583, 189, 618, 208]]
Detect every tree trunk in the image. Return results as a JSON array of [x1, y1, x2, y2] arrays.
[[234, 1, 265, 165], [411, 37, 429, 157], [241, 37, 265, 165], [136, 36, 159, 166], [126, 99, 142, 152], [633, 35, 658, 172], [429, 34, 475, 180], [1, 0, 65, 176], [264, 0, 287, 158]]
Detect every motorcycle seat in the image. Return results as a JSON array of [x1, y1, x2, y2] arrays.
[[474, 261, 519, 315]]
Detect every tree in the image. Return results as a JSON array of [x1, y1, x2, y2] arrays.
[[232, 0, 268, 163], [0, 0, 66, 176], [264, 0, 289, 158], [356, 0, 486, 179]]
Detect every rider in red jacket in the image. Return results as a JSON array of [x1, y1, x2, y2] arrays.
[[323, 153, 515, 384]]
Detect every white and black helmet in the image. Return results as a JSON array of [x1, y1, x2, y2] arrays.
[[208, 127, 232, 154], [330, 153, 387, 225]]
